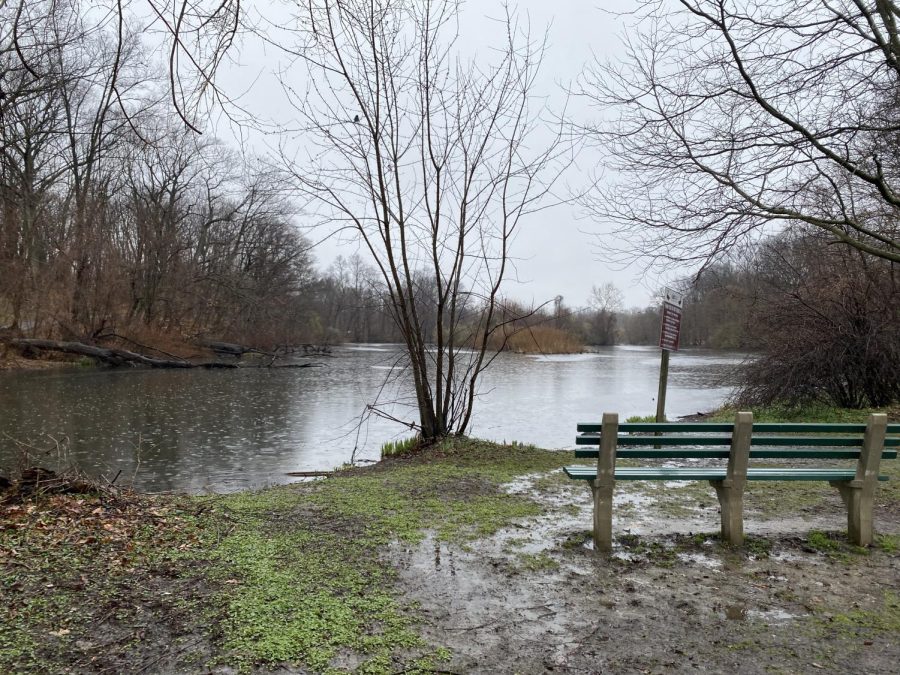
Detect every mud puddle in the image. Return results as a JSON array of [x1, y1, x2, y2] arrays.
[[390, 471, 900, 674]]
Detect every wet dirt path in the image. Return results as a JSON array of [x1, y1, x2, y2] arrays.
[[390, 471, 900, 674]]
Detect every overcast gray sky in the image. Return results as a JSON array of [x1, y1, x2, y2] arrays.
[[208, 0, 662, 309]]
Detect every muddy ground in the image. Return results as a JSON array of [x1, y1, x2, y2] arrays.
[[2, 440, 898, 674], [391, 473, 900, 675]]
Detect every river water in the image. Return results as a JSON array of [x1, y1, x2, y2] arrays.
[[0, 345, 743, 492]]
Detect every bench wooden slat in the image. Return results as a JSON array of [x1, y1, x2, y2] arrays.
[[564, 466, 887, 482], [745, 469, 888, 481], [573, 448, 899, 459], [576, 434, 900, 448], [577, 422, 734, 433], [576, 422, 900, 434]]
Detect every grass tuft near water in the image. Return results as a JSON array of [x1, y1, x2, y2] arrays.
[[709, 402, 899, 424]]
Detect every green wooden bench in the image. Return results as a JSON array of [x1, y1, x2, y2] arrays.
[[564, 412, 898, 552]]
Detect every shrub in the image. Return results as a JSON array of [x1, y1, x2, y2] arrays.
[[734, 232, 900, 409]]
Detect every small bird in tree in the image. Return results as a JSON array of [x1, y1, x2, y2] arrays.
[[353, 114, 360, 123]]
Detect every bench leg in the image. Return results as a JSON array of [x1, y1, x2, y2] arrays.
[[710, 481, 744, 546], [831, 481, 874, 546], [589, 480, 614, 552]]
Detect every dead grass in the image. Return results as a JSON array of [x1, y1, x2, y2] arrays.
[[488, 325, 583, 354]]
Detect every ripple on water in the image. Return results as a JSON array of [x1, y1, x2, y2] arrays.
[[0, 345, 738, 492]]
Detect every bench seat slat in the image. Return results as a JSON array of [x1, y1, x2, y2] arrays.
[[563, 466, 888, 482], [573, 448, 899, 460], [576, 434, 900, 447]]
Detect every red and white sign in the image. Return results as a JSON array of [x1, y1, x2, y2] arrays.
[[658, 290, 684, 352]]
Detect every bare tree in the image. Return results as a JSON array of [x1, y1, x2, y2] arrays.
[[1, 0, 242, 134], [275, 0, 569, 441], [579, 0, 900, 267], [587, 282, 623, 345]]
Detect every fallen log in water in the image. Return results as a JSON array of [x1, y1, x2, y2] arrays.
[[263, 362, 323, 369], [8, 338, 237, 369], [284, 470, 334, 477]]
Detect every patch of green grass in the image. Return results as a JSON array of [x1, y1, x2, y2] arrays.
[[742, 535, 773, 558], [806, 530, 842, 552], [708, 402, 898, 424], [812, 592, 900, 640], [380, 435, 420, 459], [625, 414, 662, 423], [804, 530, 868, 560], [201, 437, 571, 671], [515, 552, 560, 572], [302, 470, 543, 545], [726, 639, 756, 651], [616, 534, 679, 566], [208, 528, 423, 671], [875, 533, 900, 553], [829, 592, 900, 634]]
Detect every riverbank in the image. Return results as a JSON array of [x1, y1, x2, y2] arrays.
[[0, 346, 739, 491], [0, 351, 82, 371], [2, 428, 898, 674], [0, 331, 586, 373]]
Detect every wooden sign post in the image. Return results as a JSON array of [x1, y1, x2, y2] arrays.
[[656, 289, 684, 423]]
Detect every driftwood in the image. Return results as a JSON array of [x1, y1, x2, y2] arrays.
[[13, 467, 94, 497], [9, 339, 237, 369], [268, 362, 322, 369], [197, 340, 331, 363], [196, 340, 264, 358], [95, 332, 191, 362], [284, 470, 334, 477]]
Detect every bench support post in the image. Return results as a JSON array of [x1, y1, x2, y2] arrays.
[[831, 413, 887, 546], [710, 411, 752, 545], [590, 412, 618, 552]]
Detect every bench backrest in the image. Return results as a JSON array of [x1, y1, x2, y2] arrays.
[[575, 420, 900, 460]]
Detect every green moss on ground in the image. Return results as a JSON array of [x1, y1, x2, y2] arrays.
[[1, 438, 569, 674], [514, 552, 560, 572], [200, 439, 568, 671], [829, 592, 900, 634], [810, 591, 900, 640]]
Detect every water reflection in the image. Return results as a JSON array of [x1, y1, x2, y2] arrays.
[[0, 345, 743, 492]]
